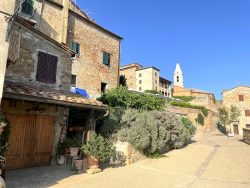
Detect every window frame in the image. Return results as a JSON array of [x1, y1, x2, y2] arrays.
[[102, 51, 111, 66], [36, 51, 58, 84], [245, 110, 250, 117], [71, 74, 77, 87], [239, 95, 244, 102], [21, 0, 34, 16], [71, 42, 80, 55]]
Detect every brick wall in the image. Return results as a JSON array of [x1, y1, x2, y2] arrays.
[[67, 13, 121, 98]]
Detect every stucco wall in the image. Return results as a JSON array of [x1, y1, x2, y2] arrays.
[[5, 23, 72, 91], [67, 13, 120, 98]]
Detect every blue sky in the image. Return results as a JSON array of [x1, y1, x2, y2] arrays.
[[77, 0, 250, 99]]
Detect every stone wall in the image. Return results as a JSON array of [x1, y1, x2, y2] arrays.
[[67, 13, 121, 98], [0, 1, 15, 104], [5, 23, 72, 91], [243, 128, 250, 144], [114, 141, 146, 165], [120, 66, 138, 91], [223, 86, 250, 135], [166, 106, 219, 131]]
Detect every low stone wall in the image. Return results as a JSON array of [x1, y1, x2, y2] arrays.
[[165, 106, 219, 131], [114, 141, 146, 165], [243, 128, 250, 144]]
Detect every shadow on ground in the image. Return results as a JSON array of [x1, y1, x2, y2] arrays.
[[6, 166, 77, 188]]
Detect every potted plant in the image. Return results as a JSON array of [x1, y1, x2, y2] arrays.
[[57, 142, 66, 165], [81, 133, 115, 169], [64, 138, 81, 156], [0, 120, 7, 137]]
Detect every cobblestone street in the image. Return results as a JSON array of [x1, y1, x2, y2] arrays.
[[7, 131, 250, 188]]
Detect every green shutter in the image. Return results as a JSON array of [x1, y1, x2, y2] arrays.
[[21, 0, 34, 15], [71, 42, 80, 55], [103, 52, 110, 65]]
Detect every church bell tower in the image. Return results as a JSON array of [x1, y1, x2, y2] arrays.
[[174, 63, 184, 88]]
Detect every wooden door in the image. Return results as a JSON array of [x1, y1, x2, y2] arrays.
[[5, 114, 36, 169], [34, 116, 54, 166], [5, 114, 54, 169], [233, 124, 239, 135]]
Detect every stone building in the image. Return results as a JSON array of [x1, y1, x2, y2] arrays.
[[173, 63, 218, 112], [222, 86, 250, 135], [0, 0, 123, 169], [120, 63, 172, 97]]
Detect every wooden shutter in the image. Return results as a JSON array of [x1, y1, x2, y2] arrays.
[[46, 54, 58, 84], [36, 51, 47, 83], [239, 95, 244, 101], [71, 42, 80, 55], [21, 0, 34, 15]]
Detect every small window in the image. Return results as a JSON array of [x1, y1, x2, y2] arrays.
[[139, 87, 142, 91], [139, 73, 142, 77], [239, 95, 244, 102], [155, 72, 158, 77], [139, 80, 142, 84], [155, 80, 157, 84], [246, 124, 250, 128], [245, 110, 250, 116], [177, 76, 179, 82], [103, 51, 110, 66], [101, 82, 107, 94], [36, 51, 58, 84], [21, 0, 34, 16], [71, 42, 80, 55], [71, 74, 76, 87]]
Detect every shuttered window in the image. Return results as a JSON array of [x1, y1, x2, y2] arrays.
[[36, 51, 58, 84], [103, 51, 110, 66], [21, 0, 34, 15], [245, 110, 250, 117], [71, 42, 80, 55], [239, 95, 244, 101]]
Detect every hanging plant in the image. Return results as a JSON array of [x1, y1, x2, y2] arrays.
[[0, 115, 11, 155]]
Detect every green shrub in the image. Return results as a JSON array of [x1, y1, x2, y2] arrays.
[[98, 86, 166, 111], [64, 137, 81, 147], [144, 90, 162, 95], [169, 100, 208, 117], [182, 117, 196, 137], [173, 96, 195, 102], [0, 115, 11, 155], [81, 133, 115, 161], [196, 113, 205, 126], [117, 109, 191, 155]]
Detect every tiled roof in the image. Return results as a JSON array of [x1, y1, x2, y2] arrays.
[[3, 80, 106, 109]]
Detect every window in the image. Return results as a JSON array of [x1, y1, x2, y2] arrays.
[[21, 0, 34, 15], [71, 74, 76, 87], [139, 80, 142, 84], [245, 110, 250, 116], [246, 124, 250, 128], [36, 51, 58, 84], [155, 72, 158, 77], [71, 42, 80, 55], [103, 51, 110, 66], [155, 80, 157, 84], [177, 76, 179, 82], [239, 95, 244, 102], [139, 87, 142, 91], [101, 82, 107, 94], [139, 73, 142, 77]]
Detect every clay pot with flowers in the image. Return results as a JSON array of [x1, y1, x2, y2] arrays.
[[81, 133, 115, 169]]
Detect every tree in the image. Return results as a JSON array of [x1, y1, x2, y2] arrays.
[[229, 105, 241, 122], [119, 75, 127, 87], [219, 107, 229, 126]]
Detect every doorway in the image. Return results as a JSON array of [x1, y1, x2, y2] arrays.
[[233, 124, 239, 135]]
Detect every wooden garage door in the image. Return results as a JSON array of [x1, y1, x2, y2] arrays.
[[5, 114, 54, 169]]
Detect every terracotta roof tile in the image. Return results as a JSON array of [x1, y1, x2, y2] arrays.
[[3, 80, 106, 109]]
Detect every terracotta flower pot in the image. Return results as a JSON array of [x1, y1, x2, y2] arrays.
[[57, 155, 65, 165], [74, 159, 83, 170], [69, 147, 79, 156], [87, 155, 99, 169]]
